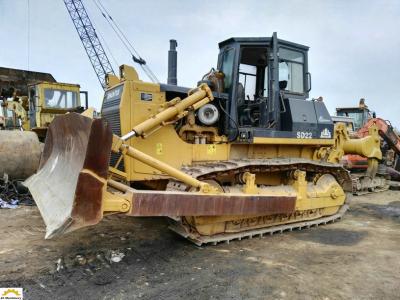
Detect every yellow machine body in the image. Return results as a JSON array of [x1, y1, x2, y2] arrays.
[[100, 66, 379, 242], [110, 66, 333, 181]]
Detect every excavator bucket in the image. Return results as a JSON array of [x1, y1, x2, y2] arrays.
[[25, 113, 113, 238]]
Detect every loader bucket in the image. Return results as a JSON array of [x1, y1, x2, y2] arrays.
[[25, 113, 113, 238]]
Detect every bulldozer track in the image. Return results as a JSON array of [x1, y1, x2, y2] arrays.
[[169, 204, 349, 246], [167, 158, 351, 191], [166, 158, 351, 246], [351, 174, 390, 196]]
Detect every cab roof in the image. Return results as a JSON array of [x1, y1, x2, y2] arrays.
[[218, 37, 309, 51]]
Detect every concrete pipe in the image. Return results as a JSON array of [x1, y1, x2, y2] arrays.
[[0, 131, 42, 179]]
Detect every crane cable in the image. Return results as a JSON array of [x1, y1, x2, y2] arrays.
[[85, 2, 119, 69], [91, 0, 159, 83], [27, 0, 30, 71], [95, 0, 159, 83]]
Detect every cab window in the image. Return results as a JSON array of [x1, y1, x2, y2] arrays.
[[239, 64, 257, 100], [44, 89, 79, 109], [279, 48, 304, 94], [220, 48, 235, 93], [336, 111, 365, 130], [238, 47, 268, 100], [236, 47, 268, 127]]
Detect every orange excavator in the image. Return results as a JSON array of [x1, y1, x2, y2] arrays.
[[335, 100, 400, 194], [358, 118, 400, 180]]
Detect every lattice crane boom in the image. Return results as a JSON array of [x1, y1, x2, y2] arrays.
[[63, 0, 115, 90]]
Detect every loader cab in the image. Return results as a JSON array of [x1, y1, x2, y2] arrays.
[[217, 33, 333, 142], [28, 82, 86, 140], [336, 106, 371, 131]]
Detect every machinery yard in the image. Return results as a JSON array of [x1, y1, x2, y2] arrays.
[[0, 191, 399, 299]]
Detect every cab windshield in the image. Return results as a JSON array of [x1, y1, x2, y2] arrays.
[[336, 110, 368, 130], [44, 89, 79, 109]]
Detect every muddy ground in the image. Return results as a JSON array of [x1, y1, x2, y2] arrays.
[[0, 191, 399, 300]]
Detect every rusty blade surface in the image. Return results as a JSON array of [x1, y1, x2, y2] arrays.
[[25, 113, 112, 238], [128, 190, 296, 216]]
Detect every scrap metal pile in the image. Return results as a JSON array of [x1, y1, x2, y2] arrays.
[[0, 176, 34, 208]]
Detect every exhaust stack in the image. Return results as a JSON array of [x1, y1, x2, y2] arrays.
[[167, 39, 178, 85]]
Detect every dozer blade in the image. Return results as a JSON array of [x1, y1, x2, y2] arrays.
[[25, 113, 113, 238]]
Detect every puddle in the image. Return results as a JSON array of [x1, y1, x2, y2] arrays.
[[352, 201, 400, 222], [295, 228, 367, 246]]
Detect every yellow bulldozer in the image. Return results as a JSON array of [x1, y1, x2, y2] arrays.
[[26, 33, 382, 245]]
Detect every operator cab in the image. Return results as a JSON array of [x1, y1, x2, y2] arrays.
[[336, 100, 373, 131], [27, 82, 86, 140], [217, 33, 333, 142]]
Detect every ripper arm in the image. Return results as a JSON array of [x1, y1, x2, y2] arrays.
[[327, 123, 382, 178]]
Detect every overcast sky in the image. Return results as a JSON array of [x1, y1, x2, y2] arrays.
[[1, 0, 399, 127]]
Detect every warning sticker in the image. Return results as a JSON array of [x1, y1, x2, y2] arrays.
[[207, 144, 217, 155], [156, 143, 163, 155]]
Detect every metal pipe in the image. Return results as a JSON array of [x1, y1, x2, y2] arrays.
[[121, 131, 136, 141], [108, 178, 131, 193], [132, 90, 206, 136], [167, 39, 178, 85], [343, 137, 381, 160], [121, 143, 205, 189]]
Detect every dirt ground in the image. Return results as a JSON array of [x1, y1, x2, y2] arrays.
[[0, 191, 399, 300]]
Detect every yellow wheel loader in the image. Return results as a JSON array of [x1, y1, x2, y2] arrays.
[[0, 67, 88, 140], [0, 67, 88, 179], [26, 33, 382, 245]]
